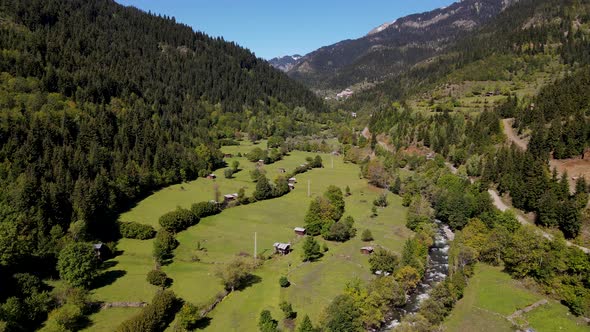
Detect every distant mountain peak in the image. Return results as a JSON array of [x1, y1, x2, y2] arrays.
[[269, 54, 303, 72], [367, 20, 397, 36], [287, 0, 521, 91]]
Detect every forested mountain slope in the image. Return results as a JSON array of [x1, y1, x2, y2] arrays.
[[287, 0, 519, 92], [0, 1, 327, 329], [343, 0, 590, 239]]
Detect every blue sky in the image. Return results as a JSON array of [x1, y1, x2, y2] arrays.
[[116, 0, 456, 59]]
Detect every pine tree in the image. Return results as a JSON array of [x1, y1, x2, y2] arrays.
[[297, 315, 315, 332]]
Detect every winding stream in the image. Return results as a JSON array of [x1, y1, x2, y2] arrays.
[[382, 220, 452, 330]]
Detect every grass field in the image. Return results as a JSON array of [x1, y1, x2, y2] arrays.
[[444, 264, 588, 332], [84, 140, 412, 331]]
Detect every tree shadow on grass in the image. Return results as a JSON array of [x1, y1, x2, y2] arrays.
[[236, 274, 262, 292], [91, 270, 127, 289], [191, 317, 212, 330], [101, 260, 119, 270]]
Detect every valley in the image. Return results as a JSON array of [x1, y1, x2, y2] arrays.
[[84, 141, 412, 331], [1, 0, 590, 331]]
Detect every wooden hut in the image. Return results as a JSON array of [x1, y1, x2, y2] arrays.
[[223, 193, 238, 203], [294, 227, 306, 236], [273, 242, 291, 255], [360, 246, 374, 255]]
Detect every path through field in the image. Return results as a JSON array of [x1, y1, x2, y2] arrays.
[[502, 118, 528, 150]]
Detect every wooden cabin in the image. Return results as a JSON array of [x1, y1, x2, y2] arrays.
[[223, 193, 238, 202], [273, 242, 291, 255], [294, 227, 306, 236], [360, 246, 374, 255]]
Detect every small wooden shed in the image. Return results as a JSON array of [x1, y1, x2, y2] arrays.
[[223, 193, 238, 202], [273, 242, 291, 255], [294, 227, 306, 236], [360, 246, 374, 255]]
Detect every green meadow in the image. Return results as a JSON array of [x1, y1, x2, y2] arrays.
[[84, 141, 412, 331], [444, 264, 588, 332]]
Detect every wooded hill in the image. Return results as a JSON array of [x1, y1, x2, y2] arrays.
[[341, 0, 590, 238], [0, 2, 327, 326]]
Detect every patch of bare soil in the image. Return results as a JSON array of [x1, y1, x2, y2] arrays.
[[549, 158, 590, 193]]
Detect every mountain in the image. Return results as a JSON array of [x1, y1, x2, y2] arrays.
[[0, 2, 328, 329], [268, 54, 302, 72], [287, 0, 519, 92]]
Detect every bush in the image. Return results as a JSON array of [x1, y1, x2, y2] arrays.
[[147, 269, 170, 288], [119, 222, 156, 240], [159, 208, 199, 233], [176, 302, 203, 330], [191, 201, 221, 218], [373, 193, 388, 207], [361, 229, 373, 242], [117, 290, 180, 332], [258, 310, 278, 332], [42, 303, 84, 332], [224, 168, 234, 179], [279, 276, 290, 288], [279, 301, 296, 319], [323, 216, 356, 242], [153, 230, 179, 264], [369, 247, 399, 273]]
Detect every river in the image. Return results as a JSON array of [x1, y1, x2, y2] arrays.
[[381, 220, 452, 331]]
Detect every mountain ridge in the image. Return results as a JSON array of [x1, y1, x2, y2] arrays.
[[285, 0, 520, 92]]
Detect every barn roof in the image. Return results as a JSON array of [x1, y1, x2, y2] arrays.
[[273, 242, 291, 250]]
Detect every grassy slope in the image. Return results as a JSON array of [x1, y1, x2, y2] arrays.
[[444, 264, 588, 332], [84, 141, 411, 331]]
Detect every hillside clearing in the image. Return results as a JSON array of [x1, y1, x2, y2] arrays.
[[84, 142, 411, 331]]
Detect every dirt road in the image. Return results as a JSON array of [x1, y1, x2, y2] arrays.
[[488, 189, 590, 253], [502, 118, 528, 150]]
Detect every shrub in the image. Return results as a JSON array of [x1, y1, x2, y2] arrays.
[[258, 310, 278, 332], [224, 168, 234, 179], [147, 269, 170, 288], [119, 222, 156, 240], [42, 303, 84, 332], [153, 230, 179, 264], [159, 208, 199, 232], [176, 302, 203, 330], [279, 301, 296, 319], [373, 193, 388, 207], [117, 290, 180, 332], [323, 216, 356, 242], [361, 229, 373, 242], [279, 276, 290, 288], [190, 201, 220, 218], [369, 247, 399, 274]]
